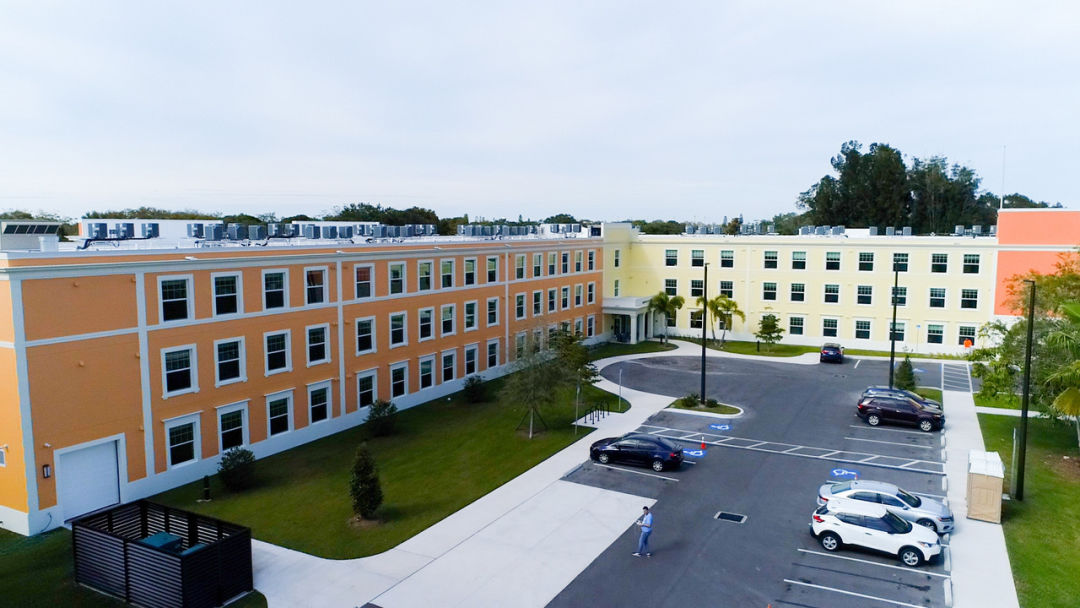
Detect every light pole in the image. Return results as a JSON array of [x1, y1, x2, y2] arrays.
[[1016, 280, 1036, 500], [701, 263, 709, 404], [888, 267, 899, 388]]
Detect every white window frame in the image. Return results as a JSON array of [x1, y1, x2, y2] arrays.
[[548, 252, 557, 275], [441, 303, 456, 337], [588, 249, 596, 271], [856, 285, 873, 305], [824, 283, 840, 304], [854, 319, 872, 340], [587, 282, 595, 304], [464, 300, 478, 332], [417, 259, 434, 291], [213, 336, 247, 387], [418, 306, 435, 342], [548, 288, 557, 312], [612, 249, 620, 268], [440, 258, 455, 289], [262, 268, 289, 310], [486, 338, 500, 369], [304, 266, 328, 305], [515, 254, 526, 280], [355, 316, 377, 355], [789, 316, 804, 335], [515, 293, 527, 320], [822, 317, 839, 338], [486, 256, 499, 283], [354, 263, 375, 300], [158, 274, 194, 324], [305, 322, 331, 367], [464, 343, 478, 375], [419, 355, 435, 389], [587, 314, 595, 337], [211, 271, 243, 317], [162, 344, 198, 398], [561, 286, 570, 309], [574, 250, 583, 272], [390, 311, 408, 347], [266, 390, 294, 437], [533, 290, 543, 316], [961, 289, 979, 310], [390, 361, 409, 398], [357, 368, 378, 408], [264, 330, 292, 376], [487, 297, 500, 326], [533, 253, 543, 277], [574, 317, 583, 336], [561, 251, 570, 274], [389, 261, 407, 295], [164, 412, 201, 468], [574, 284, 583, 307], [464, 257, 477, 286], [613, 279, 620, 297], [307, 380, 333, 425], [216, 401, 249, 452], [441, 349, 457, 383]]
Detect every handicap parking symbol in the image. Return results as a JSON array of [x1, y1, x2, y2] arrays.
[[830, 468, 859, 480], [708, 423, 731, 431], [683, 449, 705, 457]]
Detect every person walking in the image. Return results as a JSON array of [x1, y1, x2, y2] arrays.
[[633, 506, 653, 557]]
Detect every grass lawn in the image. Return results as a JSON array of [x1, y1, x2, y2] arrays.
[[588, 339, 677, 361], [979, 414, 1080, 608], [915, 388, 943, 403], [975, 392, 1022, 410], [153, 380, 621, 559], [0, 528, 266, 608], [668, 399, 740, 415]]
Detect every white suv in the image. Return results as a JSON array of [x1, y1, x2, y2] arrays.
[[810, 498, 941, 567]]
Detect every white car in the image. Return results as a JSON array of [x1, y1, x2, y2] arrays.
[[817, 479, 955, 534], [810, 497, 942, 566]]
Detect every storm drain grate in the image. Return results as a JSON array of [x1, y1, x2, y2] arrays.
[[714, 511, 747, 523]]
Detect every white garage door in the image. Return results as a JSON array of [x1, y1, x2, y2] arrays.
[[58, 441, 120, 521]]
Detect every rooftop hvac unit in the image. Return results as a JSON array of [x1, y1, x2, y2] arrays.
[[832, 226, 845, 235], [227, 224, 248, 240], [973, 225, 983, 235], [402, 225, 415, 237], [814, 226, 826, 235], [571, 223, 580, 233], [799, 226, 811, 235], [205, 224, 224, 241], [954, 225, 965, 236], [338, 226, 353, 238], [684, 225, 696, 234], [323, 226, 338, 239], [529, 225, 539, 234], [549, 224, 560, 233], [248, 225, 267, 240], [372, 225, 387, 238], [91, 223, 109, 239], [388, 225, 402, 238], [902, 226, 912, 236], [869, 226, 879, 236], [187, 223, 204, 238], [141, 223, 160, 238], [990, 225, 998, 236], [304, 225, 321, 239], [885, 227, 895, 236], [267, 223, 283, 237], [495, 225, 506, 236], [424, 224, 437, 235], [116, 223, 135, 239], [458, 225, 473, 236]]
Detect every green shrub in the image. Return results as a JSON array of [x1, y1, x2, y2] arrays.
[[349, 444, 383, 519], [896, 355, 916, 391], [217, 447, 256, 491], [463, 375, 487, 403], [366, 399, 398, 437]]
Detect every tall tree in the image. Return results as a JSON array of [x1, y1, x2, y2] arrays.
[[797, 141, 910, 229], [498, 331, 564, 438], [754, 312, 784, 351], [647, 292, 685, 342], [714, 296, 745, 345]]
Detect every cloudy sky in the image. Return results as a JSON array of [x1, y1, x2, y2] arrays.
[[2, 1, 1077, 222]]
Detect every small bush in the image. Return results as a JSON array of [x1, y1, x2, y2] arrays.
[[349, 444, 383, 519], [896, 355, 917, 391], [366, 399, 398, 437], [217, 447, 256, 491], [463, 375, 487, 403]]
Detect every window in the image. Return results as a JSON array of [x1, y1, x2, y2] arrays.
[[958, 326, 976, 346], [929, 288, 946, 308], [931, 253, 948, 273], [356, 318, 375, 354], [691, 280, 704, 298], [218, 405, 246, 451], [665, 249, 678, 266], [487, 257, 498, 282], [354, 264, 374, 299], [160, 277, 191, 321], [789, 316, 804, 335], [442, 351, 456, 382], [690, 310, 703, 329], [357, 370, 377, 407], [533, 291, 543, 316], [613, 249, 621, 268], [893, 253, 908, 272], [892, 286, 907, 307], [533, 253, 543, 277], [790, 283, 805, 302], [214, 338, 244, 386], [309, 383, 330, 424], [464, 345, 478, 375], [515, 293, 526, 319], [418, 261, 433, 291], [419, 307, 434, 340], [419, 357, 434, 389], [587, 282, 595, 304], [764, 251, 778, 269], [305, 268, 326, 304], [267, 392, 292, 436], [441, 304, 456, 335], [464, 301, 477, 331], [824, 284, 839, 304], [720, 250, 733, 268], [390, 312, 407, 346], [441, 260, 454, 288], [792, 251, 806, 270], [561, 286, 570, 309], [720, 281, 733, 298], [574, 318, 583, 336], [858, 252, 874, 271], [961, 289, 978, 309], [487, 339, 499, 368], [855, 320, 871, 340], [548, 252, 557, 275], [964, 254, 980, 274], [823, 318, 838, 338], [389, 262, 406, 294], [515, 332, 526, 358], [575, 250, 583, 272], [691, 250, 705, 267], [464, 258, 476, 285], [665, 279, 677, 296], [613, 280, 620, 297], [763, 282, 776, 301], [265, 331, 291, 374], [163, 346, 197, 396], [306, 325, 329, 366], [826, 251, 840, 271], [587, 315, 595, 337], [857, 285, 872, 305], [390, 363, 408, 398], [927, 324, 944, 344], [166, 417, 198, 466], [890, 321, 905, 342], [212, 273, 240, 316], [515, 255, 525, 280], [574, 284, 583, 306], [588, 250, 596, 270], [263, 270, 287, 309], [487, 297, 499, 326], [561, 252, 570, 274], [666, 310, 676, 327], [547, 288, 557, 312]]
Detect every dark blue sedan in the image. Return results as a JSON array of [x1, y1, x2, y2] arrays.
[[589, 434, 684, 472], [820, 342, 844, 363]]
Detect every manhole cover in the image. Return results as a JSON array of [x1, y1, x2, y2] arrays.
[[714, 511, 747, 523]]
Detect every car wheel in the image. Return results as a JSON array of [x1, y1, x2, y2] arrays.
[[916, 518, 937, 532], [819, 532, 841, 552], [899, 546, 923, 567], [919, 419, 934, 432], [867, 414, 880, 426], [651, 459, 664, 472], [598, 453, 610, 464]]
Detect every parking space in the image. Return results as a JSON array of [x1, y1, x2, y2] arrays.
[[550, 356, 953, 607]]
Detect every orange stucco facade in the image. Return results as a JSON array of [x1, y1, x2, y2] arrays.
[[994, 209, 1080, 314]]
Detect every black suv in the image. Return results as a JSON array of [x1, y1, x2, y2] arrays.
[[857, 394, 944, 432]]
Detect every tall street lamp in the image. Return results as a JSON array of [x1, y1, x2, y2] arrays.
[[888, 267, 900, 388], [1016, 279, 1036, 500], [701, 262, 709, 404]]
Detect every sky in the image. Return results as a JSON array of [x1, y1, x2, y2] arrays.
[[2, 1, 1078, 223]]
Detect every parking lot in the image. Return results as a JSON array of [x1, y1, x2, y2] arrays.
[[549, 355, 956, 608]]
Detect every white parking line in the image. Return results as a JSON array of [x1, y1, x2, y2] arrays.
[[854, 359, 861, 369], [783, 579, 924, 608], [796, 548, 951, 578], [782, 446, 803, 453], [591, 463, 679, 481], [844, 436, 936, 449], [849, 425, 933, 436]]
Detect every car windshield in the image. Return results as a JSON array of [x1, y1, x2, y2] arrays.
[[830, 481, 852, 493], [897, 488, 922, 507], [883, 511, 913, 533]]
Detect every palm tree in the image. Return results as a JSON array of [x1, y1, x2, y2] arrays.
[[695, 294, 725, 342], [1046, 302, 1080, 449], [714, 296, 745, 345], [647, 291, 685, 342]]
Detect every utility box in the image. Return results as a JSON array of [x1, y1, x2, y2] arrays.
[[967, 450, 1005, 523]]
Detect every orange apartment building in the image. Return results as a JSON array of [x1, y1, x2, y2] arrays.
[[0, 222, 603, 535]]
